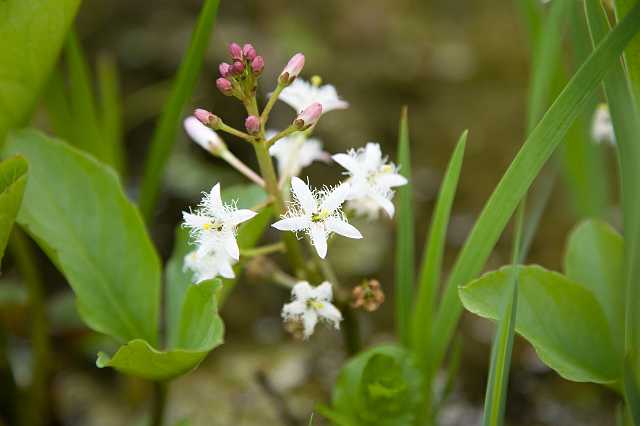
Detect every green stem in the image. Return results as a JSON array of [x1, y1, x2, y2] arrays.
[[9, 229, 49, 426], [260, 83, 286, 133], [241, 242, 286, 257], [150, 382, 168, 426], [266, 126, 298, 147], [218, 122, 253, 141]]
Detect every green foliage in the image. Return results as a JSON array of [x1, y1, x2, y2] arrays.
[[44, 33, 125, 175], [0, 156, 28, 265], [461, 264, 619, 385], [427, 3, 640, 384], [395, 107, 414, 345], [325, 345, 422, 426], [139, 0, 221, 221], [462, 220, 629, 387], [3, 129, 160, 344], [0, 0, 81, 142], [97, 280, 224, 381]]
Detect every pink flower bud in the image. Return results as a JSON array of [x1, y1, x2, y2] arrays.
[[219, 62, 232, 78], [245, 115, 261, 134], [232, 60, 245, 75], [216, 78, 233, 95], [251, 56, 264, 74], [295, 102, 322, 129], [280, 53, 305, 83], [242, 43, 257, 61], [194, 108, 214, 125], [228, 42, 243, 60]]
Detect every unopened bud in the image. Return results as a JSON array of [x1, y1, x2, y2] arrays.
[[279, 53, 305, 84], [219, 62, 232, 78], [228, 42, 243, 61], [184, 116, 226, 155], [294, 102, 322, 129], [245, 115, 261, 134], [232, 60, 245, 75], [242, 43, 257, 61], [194, 108, 214, 125], [216, 78, 233, 95], [251, 56, 265, 75], [351, 279, 385, 312]]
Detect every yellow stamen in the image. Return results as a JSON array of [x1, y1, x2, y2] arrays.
[[311, 75, 322, 87]]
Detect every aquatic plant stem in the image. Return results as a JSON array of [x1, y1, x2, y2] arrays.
[[9, 229, 49, 426], [150, 381, 168, 426]]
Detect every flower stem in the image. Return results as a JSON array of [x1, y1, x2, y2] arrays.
[[241, 242, 286, 257], [218, 122, 253, 141], [9, 229, 50, 426], [150, 381, 168, 426], [219, 150, 265, 187], [260, 83, 286, 132]]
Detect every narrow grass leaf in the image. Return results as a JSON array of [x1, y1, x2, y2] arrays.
[[138, 0, 221, 222], [615, 0, 640, 110], [395, 106, 414, 345], [427, 3, 640, 381], [411, 131, 467, 357], [97, 54, 125, 176]]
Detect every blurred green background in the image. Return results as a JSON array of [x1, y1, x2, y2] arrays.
[[1, 0, 622, 425]]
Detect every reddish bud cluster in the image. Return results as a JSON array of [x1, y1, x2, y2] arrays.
[[216, 42, 265, 96]]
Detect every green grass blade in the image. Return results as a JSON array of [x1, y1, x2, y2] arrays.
[[584, 1, 640, 421], [395, 106, 415, 346], [513, 0, 543, 48], [426, 2, 640, 382], [411, 131, 467, 357], [138, 0, 220, 222], [65, 31, 109, 163], [97, 53, 125, 176], [615, 0, 640, 110]]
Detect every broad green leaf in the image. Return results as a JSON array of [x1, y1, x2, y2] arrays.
[[429, 3, 640, 381], [2, 129, 160, 344], [461, 265, 620, 384], [412, 131, 467, 360], [329, 345, 422, 426], [0, 0, 81, 141], [564, 220, 624, 354], [0, 156, 28, 264], [139, 0, 221, 221], [395, 106, 414, 345], [97, 279, 224, 381]]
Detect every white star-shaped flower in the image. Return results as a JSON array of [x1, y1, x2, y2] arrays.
[[592, 103, 616, 145], [267, 130, 330, 176], [282, 281, 342, 339], [182, 183, 257, 260], [278, 78, 349, 114], [333, 142, 408, 218], [272, 177, 362, 259], [184, 247, 236, 283]]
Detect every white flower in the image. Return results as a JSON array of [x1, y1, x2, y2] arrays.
[[184, 247, 236, 283], [182, 183, 257, 260], [272, 177, 362, 259], [278, 78, 349, 114], [184, 116, 225, 153], [267, 130, 330, 176], [592, 103, 616, 145], [332, 142, 408, 218], [282, 281, 342, 339]]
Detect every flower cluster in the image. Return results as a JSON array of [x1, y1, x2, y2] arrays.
[[180, 42, 406, 337]]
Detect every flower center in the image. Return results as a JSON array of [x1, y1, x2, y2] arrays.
[[202, 220, 224, 232], [311, 75, 322, 87], [311, 209, 330, 222], [307, 299, 324, 310]]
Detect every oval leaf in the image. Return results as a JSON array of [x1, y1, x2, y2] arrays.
[[0, 0, 81, 140], [97, 280, 224, 381], [460, 265, 620, 385], [2, 129, 160, 344], [0, 156, 28, 264], [564, 220, 624, 354]]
